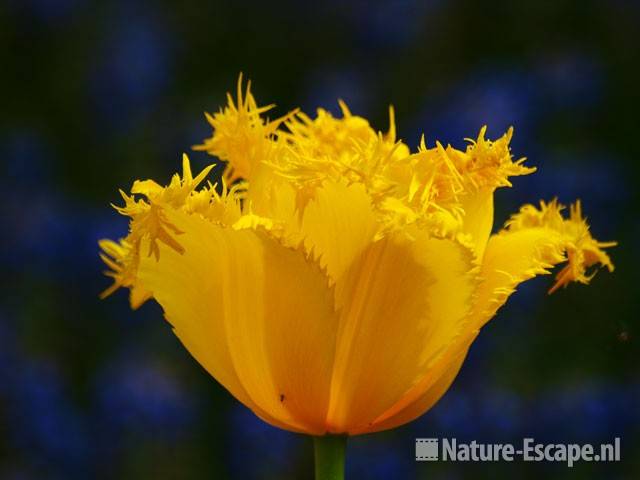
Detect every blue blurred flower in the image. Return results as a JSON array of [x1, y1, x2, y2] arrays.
[[475, 389, 524, 440], [0, 129, 108, 276], [1, 192, 109, 281], [3, 355, 90, 476], [0, 129, 125, 282], [534, 52, 603, 110], [0, 313, 19, 386], [411, 70, 539, 151], [329, 0, 444, 50], [89, 6, 173, 130], [5, 0, 78, 25], [514, 155, 630, 237], [530, 382, 634, 443], [227, 404, 302, 480], [302, 69, 372, 118], [425, 389, 475, 439], [348, 437, 414, 479], [1, 130, 53, 190], [93, 353, 195, 443]]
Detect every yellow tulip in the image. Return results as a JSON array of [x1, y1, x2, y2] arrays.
[[100, 77, 615, 446]]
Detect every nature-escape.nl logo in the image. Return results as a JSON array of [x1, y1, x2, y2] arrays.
[[415, 437, 621, 467]]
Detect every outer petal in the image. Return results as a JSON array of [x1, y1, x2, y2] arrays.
[[368, 200, 615, 434], [137, 208, 340, 434], [469, 200, 615, 330], [357, 335, 473, 434], [325, 232, 478, 433]]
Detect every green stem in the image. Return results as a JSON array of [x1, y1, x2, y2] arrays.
[[313, 435, 347, 480]]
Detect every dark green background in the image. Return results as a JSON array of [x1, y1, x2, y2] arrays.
[[1, 0, 638, 478]]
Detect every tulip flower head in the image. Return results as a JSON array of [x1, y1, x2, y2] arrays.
[[100, 76, 615, 438]]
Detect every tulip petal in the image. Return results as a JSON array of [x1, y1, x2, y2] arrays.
[[470, 200, 615, 329], [460, 187, 494, 260], [325, 232, 477, 433], [138, 208, 340, 434], [301, 181, 379, 281], [357, 334, 473, 433]]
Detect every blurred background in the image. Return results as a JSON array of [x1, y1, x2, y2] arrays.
[[1, 0, 638, 478]]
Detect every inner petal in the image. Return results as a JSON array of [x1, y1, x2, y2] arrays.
[[325, 231, 477, 433]]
